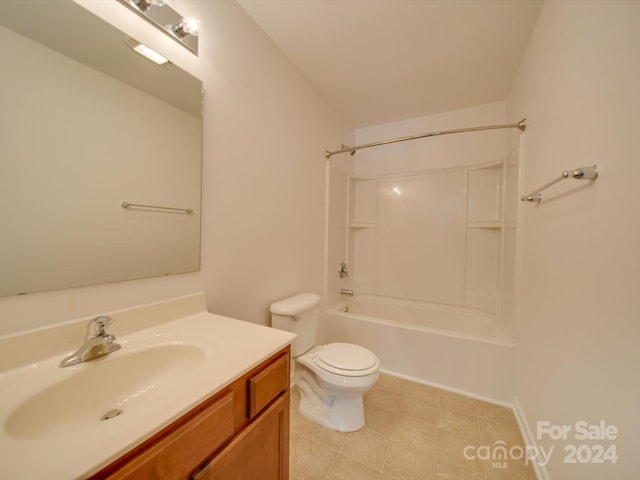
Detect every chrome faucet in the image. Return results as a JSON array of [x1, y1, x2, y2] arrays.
[[340, 289, 354, 297], [59, 316, 121, 367]]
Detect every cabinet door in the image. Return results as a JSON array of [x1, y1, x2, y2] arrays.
[[248, 352, 289, 419], [105, 391, 235, 480], [193, 391, 289, 480]]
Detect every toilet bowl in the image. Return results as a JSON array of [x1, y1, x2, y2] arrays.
[[270, 293, 380, 432], [294, 343, 379, 432]]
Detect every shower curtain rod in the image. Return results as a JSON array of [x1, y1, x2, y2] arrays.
[[325, 118, 527, 159]]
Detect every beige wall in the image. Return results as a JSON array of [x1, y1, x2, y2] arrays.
[[508, 1, 640, 478], [0, 0, 351, 335]]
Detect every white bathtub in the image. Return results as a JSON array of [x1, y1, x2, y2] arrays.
[[322, 295, 514, 402]]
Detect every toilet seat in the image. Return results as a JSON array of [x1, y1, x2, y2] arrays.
[[313, 343, 379, 377]]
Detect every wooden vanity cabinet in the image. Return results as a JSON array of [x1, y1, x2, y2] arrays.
[[90, 346, 290, 480], [191, 391, 289, 480]]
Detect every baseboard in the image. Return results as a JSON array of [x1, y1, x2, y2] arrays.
[[512, 396, 550, 480], [379, 368, 513, 407]]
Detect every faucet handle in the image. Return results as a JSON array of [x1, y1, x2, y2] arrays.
[[87, 315, 115, 338], [93, 315, 114, 327]]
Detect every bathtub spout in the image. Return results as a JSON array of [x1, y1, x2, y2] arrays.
[[340, 289, 354, 297]]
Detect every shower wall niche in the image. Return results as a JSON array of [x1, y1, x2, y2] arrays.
[[346, 151, 518, 317]]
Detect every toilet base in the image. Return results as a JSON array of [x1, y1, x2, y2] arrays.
[[294, 367, 367, 432]]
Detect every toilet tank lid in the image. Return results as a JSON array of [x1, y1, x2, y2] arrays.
[[270, 293, 321, 315]]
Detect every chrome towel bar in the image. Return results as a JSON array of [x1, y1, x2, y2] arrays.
[[121, 201, 194, 214], [521, 165, 599, 203]]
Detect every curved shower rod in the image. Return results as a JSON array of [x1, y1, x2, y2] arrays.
[[325, 118, 527, 159]]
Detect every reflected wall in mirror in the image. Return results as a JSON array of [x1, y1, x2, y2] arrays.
[[0, 0, 202, 297]]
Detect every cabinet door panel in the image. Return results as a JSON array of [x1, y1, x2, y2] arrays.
[[248, 353, 289, 419], [109, 391, 235, 479], [193, 391, 289, 480]]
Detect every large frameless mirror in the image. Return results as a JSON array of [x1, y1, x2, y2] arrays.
[[0, 0, 202, 297]]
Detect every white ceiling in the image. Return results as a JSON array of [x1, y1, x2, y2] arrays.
[[237, 0, 543, 128]]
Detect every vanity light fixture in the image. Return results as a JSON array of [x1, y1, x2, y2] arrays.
[[171, 17, 199, 38], [124, 37, 169, 65], [117, 0, 199, 55], [133, 0, 167, 13]]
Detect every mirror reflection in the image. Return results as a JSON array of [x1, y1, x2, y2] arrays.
[[0, 0, 202, 297]]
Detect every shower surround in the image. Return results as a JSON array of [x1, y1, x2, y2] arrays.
[[323, 102, 521, 402]]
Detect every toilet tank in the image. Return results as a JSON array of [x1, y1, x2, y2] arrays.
[[270, 293, 321, 357]]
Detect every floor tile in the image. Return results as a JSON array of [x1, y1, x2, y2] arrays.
[[290, 392, 314, 436], [479, 419, 524, 446], [438, 408, 481, 442], [384, 438, 435, 480], [477, 401, 519, 429], [393, 414, 437, 455], [435, 458, 486, 480], [326, 454, 381, 480], [364, 402, 398, 437], [290, 431, 303, 448], [439, 390, 477, 417], [365, 388, 404, 414], [304, 420, 347, 451], [400, 397, 439, 425], [290, 436, 338, 480], [436, 430, 485, 475], [340, 427, 391, 470], [289, 375, 529, 480]]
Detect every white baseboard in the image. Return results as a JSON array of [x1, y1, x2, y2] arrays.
[[512, 396, 550, 480], [379, 368, 513, 407]]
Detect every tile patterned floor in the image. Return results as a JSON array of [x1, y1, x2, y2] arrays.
[[289, 373, 537, 480]]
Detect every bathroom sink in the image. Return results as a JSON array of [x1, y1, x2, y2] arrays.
[[5, 343, 205, 440], [0, 297, 297, 480]]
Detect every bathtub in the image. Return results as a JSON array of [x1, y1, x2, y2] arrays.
[[322, 295, 514, 402]]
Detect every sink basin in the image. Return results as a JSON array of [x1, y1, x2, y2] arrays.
[[0, 295, 296, 480], [5, 343, 205, 440]]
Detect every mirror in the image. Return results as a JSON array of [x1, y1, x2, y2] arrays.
[[0, 0, 202, 297]]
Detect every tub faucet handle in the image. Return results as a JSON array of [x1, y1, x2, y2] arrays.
[[340, 289, 354, 297], [339, 262, 349, 279]]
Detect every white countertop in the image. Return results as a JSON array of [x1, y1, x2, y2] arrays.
[[0, 293, 295, 479]]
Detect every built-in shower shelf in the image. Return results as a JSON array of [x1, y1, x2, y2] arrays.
[[349, 222, 376, 229], [467, 220, 501, 229], [350, 175, 376, 181], [469, 159, 503, 170], [465, 291, 499, 314]]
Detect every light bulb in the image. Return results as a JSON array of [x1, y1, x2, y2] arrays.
[[134, 0, 167, 12], [173, 17, 199, 37]]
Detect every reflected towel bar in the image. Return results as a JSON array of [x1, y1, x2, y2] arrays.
[[521, 165, 599, 203], [121, 201, 194, 214]]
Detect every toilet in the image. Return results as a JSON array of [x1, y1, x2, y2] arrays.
[[270, 293, 379, 432]]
